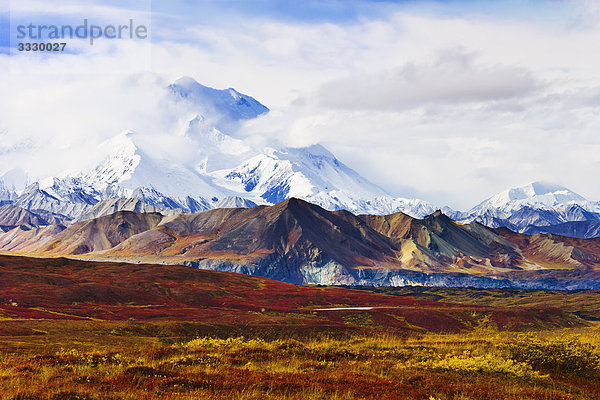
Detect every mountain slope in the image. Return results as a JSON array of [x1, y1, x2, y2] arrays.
[[523, 220, 600, 239], [0, 204, 49, 230], [13, 181, 95, 220], [209, 144, 433, 215], [0, 211, 163, 255], [80, 131, 225, 202], [360, 211, 523, 272], [497, 228, 600, 269], [2, 198, 600, 288]]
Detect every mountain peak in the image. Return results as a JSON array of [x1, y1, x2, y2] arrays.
[[458, 181, 600, 234], [507, 181, 581, 200], [471, 181, 589, 215], [278, 197, 315, 212], [423, 209, 454, 223], [529, 181, 569, 194], [169, 77, 269, 121], [172, 76, 203, 90], [0, 168, 31, 192]]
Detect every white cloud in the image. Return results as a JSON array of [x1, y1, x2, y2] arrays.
[[9, 0, 150, 18], [2, 1, 600, 209], [316, 49, 541, 110], [0, 71, 178, 179]]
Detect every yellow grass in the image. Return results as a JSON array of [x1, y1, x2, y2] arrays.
[[0, 321, 599, 400]]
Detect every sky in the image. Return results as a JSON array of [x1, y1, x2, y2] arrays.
[[1, 0, 600, 210]]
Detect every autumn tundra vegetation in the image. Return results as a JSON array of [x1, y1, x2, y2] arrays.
[[0, 255, 599, 399]]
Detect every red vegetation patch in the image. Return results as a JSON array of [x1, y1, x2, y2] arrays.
[[0, 255, 581, 334]]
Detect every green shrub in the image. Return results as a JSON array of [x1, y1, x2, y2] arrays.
[[503, 334, 600, 376]]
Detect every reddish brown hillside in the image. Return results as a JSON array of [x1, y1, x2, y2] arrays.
[[0, 255, 582, 334]]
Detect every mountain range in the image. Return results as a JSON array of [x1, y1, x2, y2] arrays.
[[1, 77, 599, 240], [446, 182, 600, 239], [1, 198, 599, 289], [0, 77, 435, 225]]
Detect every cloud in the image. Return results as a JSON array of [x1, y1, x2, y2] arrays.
[[567, 0, 600, 30], [2, 0, 600, 209], [9, 0, 150, 18], [0, 71, 181, 179], [316, 49, 541, 110]]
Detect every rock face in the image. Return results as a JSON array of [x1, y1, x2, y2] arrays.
[[0, 204, 50, 231], [75, 198, 165, 222], [1, 198, 599, 289]]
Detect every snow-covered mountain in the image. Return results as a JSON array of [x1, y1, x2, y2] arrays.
[[210, 144, 410, 214], [169, 77, 269, 124], [469, 182, 598, 218], [0, 77, 434, 222], [1, 74, 598, 239], [79, 131, 224, 205], [451, 182, 600, 238]]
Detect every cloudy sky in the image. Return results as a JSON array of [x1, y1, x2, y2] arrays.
[[1, 0, 600, 209]]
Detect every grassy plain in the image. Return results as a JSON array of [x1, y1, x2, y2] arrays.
[[1, 255, 599, 399], [0, 320, 599, 400]]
